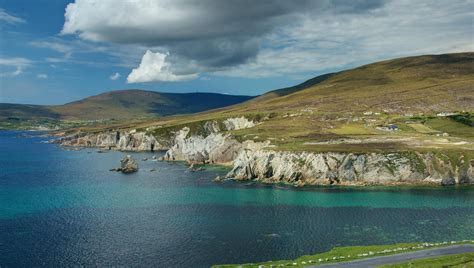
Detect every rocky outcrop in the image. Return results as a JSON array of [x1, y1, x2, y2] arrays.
[[223, 117, 255, 130], [119, 155, 138, 173], [56, 130, 162, 151], [226, 150, 473, 186], [163, 126, 268, 164], [55, 116, 473, 186], [160, 123, 473, 186]]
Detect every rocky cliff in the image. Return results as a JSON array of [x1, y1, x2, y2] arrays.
[[226, 150, 474, 186], [163, 126, 268, 164], [55, 117, 473, 186], [55, 130, 162, 151]]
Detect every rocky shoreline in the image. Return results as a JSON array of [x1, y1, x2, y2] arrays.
[[53, 117, 473, 186], [52, 130, 163, 151]]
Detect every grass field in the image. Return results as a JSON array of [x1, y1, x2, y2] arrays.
[[212, 241, 474, 267], [380, 253, 474, 267]]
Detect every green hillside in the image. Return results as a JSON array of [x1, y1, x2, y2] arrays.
[[246, 52, 473, 113], [0, 90, 254, 121], [70, 52, 473, 153]]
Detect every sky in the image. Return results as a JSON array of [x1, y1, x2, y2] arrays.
[[0, 0, 472, 105]]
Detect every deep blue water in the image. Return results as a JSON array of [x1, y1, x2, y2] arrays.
[[1, 130, 473, 267]]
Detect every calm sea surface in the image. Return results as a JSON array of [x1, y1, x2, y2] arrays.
[[1, 130, 473, 267]]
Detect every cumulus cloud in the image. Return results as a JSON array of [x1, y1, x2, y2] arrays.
[[127, 50, 197, 83], [0, 8, 25, 24], [37, 74, 48, 79], [62, 0, 473, 80], [62, 0, 386, 79], [109, 72, 120, 80], [0, 57, 32, 77], [219, 0, 474, 77]]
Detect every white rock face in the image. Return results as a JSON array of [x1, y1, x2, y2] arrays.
[[226, 150, 473, 186], [56, 118, 473, 186], [117, 132, 159, 151], [58, 130, 161, 151], [163, 127, 268, 164], [223, 117, 255, 130]]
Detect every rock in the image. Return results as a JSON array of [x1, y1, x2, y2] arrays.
[[204, 120, 221, 134], [213, 176, 223, 182], [150, 168, 157, 172], [441, 176, 455, 186], [120, 155, 138, 173], [223, 116, 255, 130], [58, 130, 163, 152], [152, 155, 157, 160], [142, 158, 148, 161], [109, 168, 119, 172], [226, 150, 471, 186], [163, 126, 268, 164]]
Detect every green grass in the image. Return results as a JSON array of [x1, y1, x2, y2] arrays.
[[407, 123, 439, 134], [379, 253, 474, 267], [426, 118, 474, 137], [213, 241, 474, 268]]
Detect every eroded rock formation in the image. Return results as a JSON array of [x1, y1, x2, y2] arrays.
[[55, 116, 473, 186], [55, 130, 161, 151], [226, 150, 474, 186]]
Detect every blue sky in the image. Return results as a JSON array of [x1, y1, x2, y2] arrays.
[[0, 0, 472, 105]]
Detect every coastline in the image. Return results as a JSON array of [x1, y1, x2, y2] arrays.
[[50, 118, 474, 187]]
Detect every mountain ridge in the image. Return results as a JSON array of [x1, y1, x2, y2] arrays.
[[0, 89, 255, 121]]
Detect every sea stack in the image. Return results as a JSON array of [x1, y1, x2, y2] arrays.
[[119, 155, 139, 173]]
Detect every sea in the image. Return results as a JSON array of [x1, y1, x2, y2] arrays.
[[1, 130, 473, 267]]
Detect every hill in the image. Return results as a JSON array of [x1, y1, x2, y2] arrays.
[[0, 90, 254, 121], [244, 52, 473, 113], [70, 52, 473, 153]]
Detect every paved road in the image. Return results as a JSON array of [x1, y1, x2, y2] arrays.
[[311, 244, 474, 268]]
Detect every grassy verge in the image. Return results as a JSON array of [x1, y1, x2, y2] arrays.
[[379, 252, 474, 267], [213, 240, 474, 268]]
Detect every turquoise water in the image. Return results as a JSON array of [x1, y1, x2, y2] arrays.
[[1, 131, 473, 266]]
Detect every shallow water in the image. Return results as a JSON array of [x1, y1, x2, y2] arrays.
[[1, 131, 473, 267]]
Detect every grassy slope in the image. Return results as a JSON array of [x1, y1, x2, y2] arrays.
[[380, 253, 474, 267], [67, 53, 473, 154], [213, 241, 474, 267], [247, 53, 473, 113], [0, 90, 254, 121], [50, 52, 472, 159]]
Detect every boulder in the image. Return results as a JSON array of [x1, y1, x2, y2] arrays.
[[119, 155, 138, 173], [441, 176, 455, 186]]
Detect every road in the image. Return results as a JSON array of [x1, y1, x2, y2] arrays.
[[311, 244, 474, 268]]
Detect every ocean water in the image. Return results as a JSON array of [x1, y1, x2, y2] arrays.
[[1, 130, 473, 267]]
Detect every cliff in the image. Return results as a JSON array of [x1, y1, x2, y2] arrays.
[[55, 117, 473, 186], [55, 130, 162, 151], [227, 150, 473, 186]]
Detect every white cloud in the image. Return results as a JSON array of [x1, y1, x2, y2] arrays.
[[37, 74, 48, 79], [61, 0, 386, 76], [127, 50, 197, 83], [31, 37, 145, 68], [0, 57, 33, 77], [109, 72, 121, 80], [220, 0, 474, 78], [0, 8, 25, 24], [62, 0, 473, 80], [30, 40, 73, 59]]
